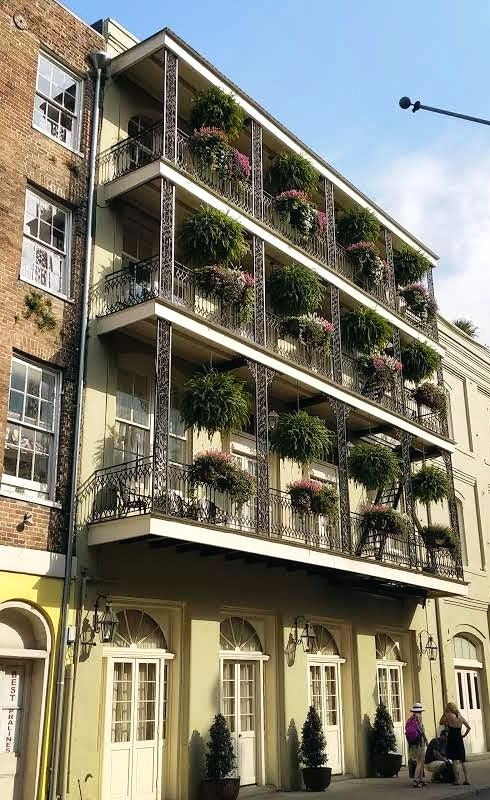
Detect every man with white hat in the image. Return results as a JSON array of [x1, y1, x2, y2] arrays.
[[405, 703, 428, 787]]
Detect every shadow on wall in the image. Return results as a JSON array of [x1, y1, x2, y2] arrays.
[[189, 729, 206, 800], [363, 712, 374, 777], [287, 718, 301, 790]]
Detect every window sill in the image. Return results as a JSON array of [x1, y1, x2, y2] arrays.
[[19, 276, 74, 304], [0, 485, 62, 509], [32, 123, 84, 159]]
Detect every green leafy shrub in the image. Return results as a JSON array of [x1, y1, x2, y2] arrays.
[[181, 370, 250, 436], [288, 479, 338, 517], [393, 245, 429, 286], [371, 703, 397, 756], [275, 190, 321, 236], [361, 504, 410, 538], [189, 451, 254, 505], [336, 207, 380, 247], [267, 264, 324, 316], [346, 241, 386, 285], [204, 713, 236, 779], [190, 87, 244, 141], [23, 291, 56, 331], [268, 151, 318, 194], [420, 524, 458, 552], [401, 340, 440, 383], [411, 465, 449, 504], [413, 382, 447, 413], [194, 266, 254, 322], [299, 706, 327, 768], [399, 283, 437, 320], [341, 307, 391, 354], [280, 316, 334, 350], [348, 443, 400, 490], [180, 206, 249, 267], [270, 411, 333, 466]]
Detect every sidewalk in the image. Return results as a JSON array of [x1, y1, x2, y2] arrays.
[[241, 757, 490, 799]]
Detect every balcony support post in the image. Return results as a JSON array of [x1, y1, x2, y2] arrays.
[[159, 178, 175, 300], [324, 178, 337, 269], [400, 430, 418, 568], [330, 286, 343, 385], [441, 450, 464, 577], [253, 236, 266, 345], [153, 319, 172, 513], [251, 120, 263, 220], [328, 399, 352, 550], [247, 360, 274, 533], [384, 229, 397, 308], [392, 327, 405, 414], [426, 267, 439, 341], [436, 363, 450, 437], [163, 49, 178, 161]]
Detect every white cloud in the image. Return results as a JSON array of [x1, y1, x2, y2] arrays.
[[372, 145, 490, 345]]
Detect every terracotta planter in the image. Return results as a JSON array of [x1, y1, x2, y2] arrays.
[[199, 777, 240, 800], [373, 752, 402, 778], [302, 766, 332, 791]]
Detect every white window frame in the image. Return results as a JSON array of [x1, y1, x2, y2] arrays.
[[114, 369, 152, 464], [21, 187, 72, 300], [33, 52, 83, 153], [2, 356, 62, 500]]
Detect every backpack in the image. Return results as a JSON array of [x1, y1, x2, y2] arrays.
[[405, 717, 422, 745]]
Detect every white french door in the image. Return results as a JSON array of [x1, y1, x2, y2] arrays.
[[104, 658, 166, 800], [455, 668, 486, 754], [0, 662, 29, 800], [376, 664, 406, 763], [308, 661, 343, 774], [221, 660, 258, 786]]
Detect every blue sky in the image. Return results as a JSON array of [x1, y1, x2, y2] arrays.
[[70, 0, 490, 343]]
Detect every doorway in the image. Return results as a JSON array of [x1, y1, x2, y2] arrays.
[[453, 635, 486, 754], [375, 634, 406, 763], [307, 624, 345, 775]]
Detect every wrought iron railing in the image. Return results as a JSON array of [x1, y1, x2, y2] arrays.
[[342, 352, 398, 414], [261, 190, 329, 264], [77, 458, 463, 580], [265, 312, 332, 379], [97, 121, 164, 184]]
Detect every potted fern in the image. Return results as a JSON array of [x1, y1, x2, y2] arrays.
[[341, 307, 391, 354], [269, 411, 333, 466], [267, 264, 324, 317], [180, 206, 249, 267], [200, 713, 239, 800], [411, 465, 449, 504], [348, 443, 400, 491], [393, 245, 429, 286], [371, 703, 402, 778], [181, 370, 250, 436], [299, 705, 331, 791], [421, 524, 458, 553], [190, 87, 244, 141], [400, 341, 440, 383], [399, 283, 437, 321], [335, 207, 380, 247]]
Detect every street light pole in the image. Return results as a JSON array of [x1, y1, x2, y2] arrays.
[[399, 96, 490, 127]]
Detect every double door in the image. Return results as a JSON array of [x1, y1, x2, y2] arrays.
[[0, 662, 28, 800], [376, 664, 406, 762], [221, 660, 258, 786], [455, 668, 486, 754], [308, 661, 343, 774]]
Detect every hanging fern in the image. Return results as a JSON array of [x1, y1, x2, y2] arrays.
[[401, 340, 440, 383], [190, 87, 244, 141], [180, 206, 249, 267], [336, 207, 380, 247], [269, 411, 333, 466], [267, 264, 324, 316], [341, 307, 391, 354], [268, 151, 318, 194], [420, 524, 458, 552], [393, 245, 429, 286], [181, 370, 250, 436], [348, 443, 400, 491], [411, 465, 449, 504]]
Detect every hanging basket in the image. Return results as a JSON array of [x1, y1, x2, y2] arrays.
[[289, 479, 338, 517], [269, 411, 333, 466], [348, 443, 400, 491], [181, 370, 250, 436], [420, 524, 458, 552], [188, 451, 254, 506]]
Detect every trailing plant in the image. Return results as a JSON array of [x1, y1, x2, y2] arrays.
[[269, 411, 333, 466], [190, 87, 244, 141], [399, 283, 437, 320], [413, 382, 447, 414], [275, 190, 324, 237], [267, 264, 324, 317], [181, 370, 250, 436], [346, 241, 386, 285], [228, 147, 251, 182], [280, 315, 334, 350], [411, 465, 449, 504], [340, 307, 391, 354], [348, 443, 400, 491], [371, 703, 398, 757], [204, 713, 236, 780], [189, 128, 251, 183], [23, 291, 56, 331], [357, 354, 402, 393], [453, 318, 478, 338], [180, 206, 249, 267], [336, 207, 380, 247], [420, 524, 458, 552], [299, 706, 327, 768], [361, 504, 410, 539], [401, 340, 440, 383], [268, 151, 318, 195], [188, 451, 254, 506], [393, 245, 429, 286], [288, 479, 338, 517], [194, 266, 254, 322]]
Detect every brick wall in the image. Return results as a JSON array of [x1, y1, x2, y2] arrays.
[[0, 1, 104, 552]]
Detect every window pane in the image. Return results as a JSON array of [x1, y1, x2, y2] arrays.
[[169, 436, 185, 465], [11, 361, 26, 392], [26, 367, 41, 397], [111, 662, 133, 744], [18, 429, 35, 480], [24, 396, 39, 425], [457, 672, 464, 709], [8, 390, 24, 420], [474, 675, 481, 709], [467, 673, 474, 709]]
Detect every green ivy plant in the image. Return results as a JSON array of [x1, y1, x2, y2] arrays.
[[267, 264, 324, 316], [348, 443, 400, 490], [336, 207, 380, 247], [393, 245, 429, 286], [411, 465, 449, 504], [268, 151, 318, 195], [23, 291, 56, 331], [180, 206, 249, 267], [190, 87, 244, 141], [181, 370, 250, 436], [401, 340, 440, 383], [340, 307, 391, 354], [269, 411, 333, 466]]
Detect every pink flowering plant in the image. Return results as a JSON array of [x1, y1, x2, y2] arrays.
[[399, 283, 437, 321], [194, 265, 255, 322], [275, 190, 319, 236], [346, 241, 387, 285], [189, 127, 251, 185], [413, 382, 447, 414], [281, 315, 334, 351], [228, 148, 251, 182], [289, 478, 339, 517], [358, 353, 402, 393], [360, 503, 410, 538], [189, 450, 255, 506]]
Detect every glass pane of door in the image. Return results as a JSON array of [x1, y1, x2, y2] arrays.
[[309, 665, 323, 722], [389, 668, 401, 722], [222, 662, 235, 732], [324, 665, 337, 726], [137, 662, 157, 741], [377, 667, 389, 707], [111, 662, 133, 743], [239, 663, 255, 733]]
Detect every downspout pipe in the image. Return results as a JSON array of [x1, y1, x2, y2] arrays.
[[48, 49, 109, 800]]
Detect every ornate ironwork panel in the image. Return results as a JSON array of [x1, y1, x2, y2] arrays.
[[441, 450, 463, 575], [153, 319, 172, 513], [391, 327, 404, 413], [426, 267, 439, 341], [384, 229, 397, 307], [330, 286, 343, 385], [436, 363, 450, 437], [246, 360, 274, 532], [163, 49, 178, 161], [251, 120, 263, 219], [159, 178, 175, 299], [253, 237, 266, 345], [324, 178, 337, 268], [327, 398, 351, 550], [400, 430, 418, 567]]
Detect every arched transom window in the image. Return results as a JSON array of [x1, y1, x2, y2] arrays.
[[220, 617, 262, 652], [376, 633, 401, 661], [453, 635, 479, 662], [311, 625, 339, 656], [114, 609, 167, 649]]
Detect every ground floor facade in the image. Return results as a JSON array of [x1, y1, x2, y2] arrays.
[[67, 541, 490, 800]]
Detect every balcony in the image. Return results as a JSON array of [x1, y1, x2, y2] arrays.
[[77, 457, 463, 585]]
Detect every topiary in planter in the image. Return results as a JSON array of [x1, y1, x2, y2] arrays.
[[393, 245, 429, 286], [289, 479, 338, 517], [180, 206, 249, 267], [411, 465, 450, 504], [194, 266, 254, 322], [401, 340, 440, 383], [361, 504, 410, 538], [181, 370, 250, 436], [280, 315, 334, 350], [190, 87, 244, 141], [269, 411, 333, 466], [420, 524, 458, 552], [189, 451, 254, 506], [399, 283, 437, 321], [267, 264, 324, 317], [341, 307, 392, 354], [201, 713, 239, 800], [299, 706, 331, 792], [336, 207, 380, 247], [348, 443, 400, 491], [413, 382, 447, 414], [268, 151, 318, 194], [346, 241, 386, 285], [275, 190, 319, 236], [371, 703, 401, 778]]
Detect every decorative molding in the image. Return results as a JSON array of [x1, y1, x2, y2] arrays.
[[0, 545, 73, 579]]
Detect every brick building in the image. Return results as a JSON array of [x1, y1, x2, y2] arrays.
[[0, 3, 103, 799]]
